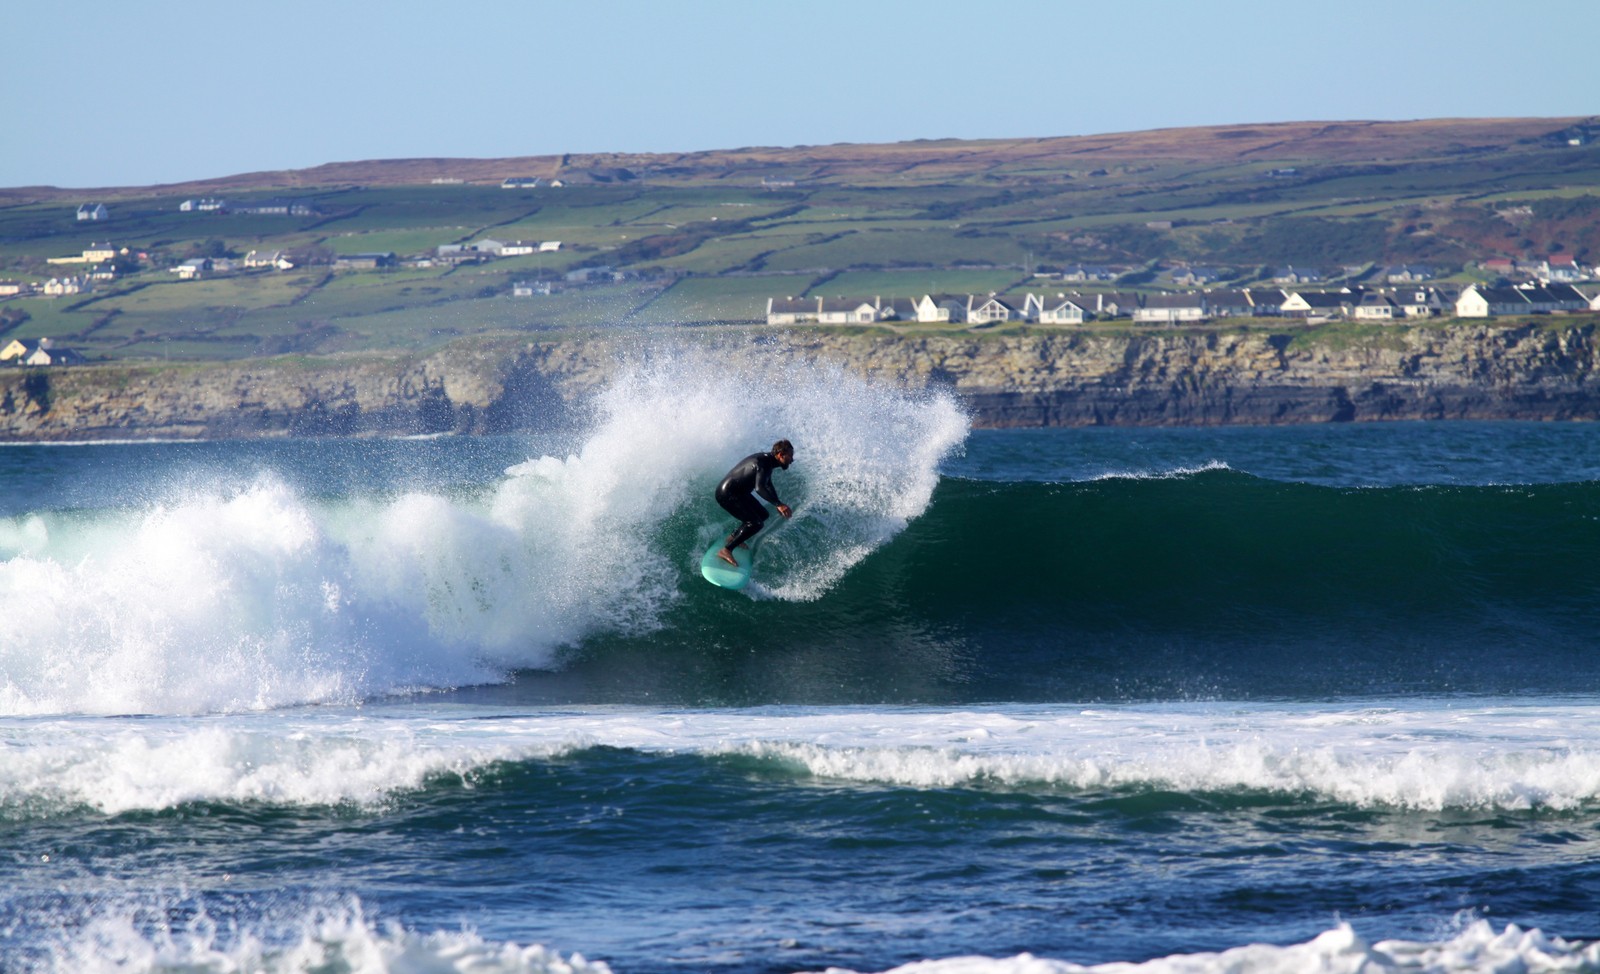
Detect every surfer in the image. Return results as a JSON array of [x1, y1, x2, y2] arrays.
[[714, 439, 794, 567]]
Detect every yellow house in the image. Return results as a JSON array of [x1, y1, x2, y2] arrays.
[[0, 338, 46, 362]]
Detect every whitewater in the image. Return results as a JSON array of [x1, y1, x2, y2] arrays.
[[4, 352, 1600, 974]]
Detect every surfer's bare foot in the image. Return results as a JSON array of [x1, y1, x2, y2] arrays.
[[716, 548, 738, 567]]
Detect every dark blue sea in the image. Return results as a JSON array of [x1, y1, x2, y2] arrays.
[[3, 358, 1600, 973]]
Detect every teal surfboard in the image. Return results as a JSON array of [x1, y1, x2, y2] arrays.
[[700, 540, 754, 590]]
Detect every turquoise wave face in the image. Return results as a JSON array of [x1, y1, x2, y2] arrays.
[[530, 470, 1600, 705]]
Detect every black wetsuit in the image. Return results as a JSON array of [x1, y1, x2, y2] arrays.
[[716, 451, 787, 550]]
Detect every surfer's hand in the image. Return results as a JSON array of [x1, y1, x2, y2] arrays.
[[777, 504, 792, 519]]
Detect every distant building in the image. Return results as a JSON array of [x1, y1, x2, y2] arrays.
[[180, 198, 227, 212], [1386, 264, 1434, 283], [332, 253, 396, 271], [818, 297, 883, 325], [40, 276, 86, 295], [172, 258, 211, 280], [966, 294, 1018, 325], [1134, 293, 1208, 324], [243, 250, 295, 270], [1027, 293, 1092, 324], [1280, 290, 1351, 317], [766, 296, 820, 325], [1351, 292, 1397, 320], [76, 203, 108, 221], [501, 177, 540, 189]]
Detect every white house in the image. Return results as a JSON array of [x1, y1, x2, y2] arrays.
[[172, 258, 211, 280], [244, 250, 294, 270], [0, 282, 25, 297], [0, 338, 42, 361], [967, 294, 1018, 325], [912, 294, 967, 323], [1025, 293, 1091, 324], [1134, 293, 1207, 324], [538, 241, 562, 252], [1280, 291, 1351, 317], [24, 344, 83, 366], [1455, 285, 1528, 317], [76, 203, 108, 222], [766, 296, 820, 325], [499, 242, 537, 256], [40, 277, 85, 296], [1543, 255, 1587, 282], [1352, 292, 1397, 320], [1390, 288, 1442, 318], [818, 297, 881, 325]]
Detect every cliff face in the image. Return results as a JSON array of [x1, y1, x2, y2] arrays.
[[1, 323, 1596, 440]]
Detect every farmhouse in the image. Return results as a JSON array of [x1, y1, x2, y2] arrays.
[[76, 203, 108, 222]]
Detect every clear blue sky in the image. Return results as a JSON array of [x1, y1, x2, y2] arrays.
[[6, 0, 1594, 189]]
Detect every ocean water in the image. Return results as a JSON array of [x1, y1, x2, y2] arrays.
[[4, 354, 1600, 973]]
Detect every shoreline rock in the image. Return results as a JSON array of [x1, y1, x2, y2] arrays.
[[1, 324, 1596, 441]]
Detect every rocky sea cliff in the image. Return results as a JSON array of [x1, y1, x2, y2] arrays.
[[1, 323, 1597, 440]]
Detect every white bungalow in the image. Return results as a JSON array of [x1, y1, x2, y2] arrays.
[[1027, 293, 1091, 324], [1391, 288, 1442, 318], [912, 294, 966, 323], [1133, 293, 1207, 324], [1280, 291, 1351, 317], [76, 203, 108, 222], [1455, 285, 1529, 317], [966, 294, 1018, 325], [766, 296, 821, 325], [1351, 293, 1397, 320], [818, 297, 881, 325]]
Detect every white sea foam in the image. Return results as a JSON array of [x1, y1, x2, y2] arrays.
[[816, 921, 1600, 974], [27, 900, 1600, 974], [0, 351, 966, 716], [35, 895, 611, 974], [5, 701, 1600, 815]]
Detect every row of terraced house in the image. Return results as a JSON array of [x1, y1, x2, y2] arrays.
[[766, 284, 1600, 326]]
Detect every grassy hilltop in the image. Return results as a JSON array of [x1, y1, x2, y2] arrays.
[[2, 116, 1598, 364]]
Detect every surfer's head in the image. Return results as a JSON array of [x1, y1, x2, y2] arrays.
[[772, 439, 794, 468]]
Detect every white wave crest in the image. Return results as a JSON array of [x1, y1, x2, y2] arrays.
[[35, 895, 610, 974], [815, 921, 1600, 974], [6, 702, 1600, 815]]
